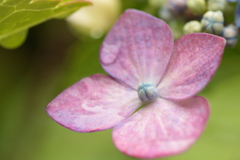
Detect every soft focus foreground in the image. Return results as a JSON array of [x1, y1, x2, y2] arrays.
[[0, 1, 240, 160]]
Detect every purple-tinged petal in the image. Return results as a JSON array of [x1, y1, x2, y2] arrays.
[[100, 9, 174, 89], [158, 33, 226, 100], [46, 74, 141, 133], [112, 96, 209, 159]]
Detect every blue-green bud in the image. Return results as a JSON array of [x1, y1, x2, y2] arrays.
[[222, 24, 238, 47], [208, 0, 226, 11], [167, 0, 187, 15], [183, 20, 202, 34], [137, 82, 158, 102], [201, 11, 224, 35], [159, 5, 174, 21], [186, 0, 206, 15]]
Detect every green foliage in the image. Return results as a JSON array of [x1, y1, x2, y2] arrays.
[[0, 0, 92, 49]]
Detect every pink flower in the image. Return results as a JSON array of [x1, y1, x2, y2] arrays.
[[46, 9, 226, 159]]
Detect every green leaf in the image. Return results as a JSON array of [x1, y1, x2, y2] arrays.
[[0, 0, 92, 49], [0, 29, 28, 49]]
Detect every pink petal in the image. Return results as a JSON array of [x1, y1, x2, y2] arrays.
[[112, 96, 209, 159], [158, 33, 226, 99], [46, 74, 141, 132], [100, 9, 174, 89]]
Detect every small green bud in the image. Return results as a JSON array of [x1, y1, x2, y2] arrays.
[[222, 25, 238, 47], [183, 21, 202, 34], [138, 82, 158, 102], [186, 0, 206, 15], [201, 11, 224, 35], [208, 0, 226, 11]]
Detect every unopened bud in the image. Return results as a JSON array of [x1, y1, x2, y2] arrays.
[[138, 82, 158, 102], [167, 0, 187, 15], [186, 0, 206, 15], [208, 0, 226, 11], [201, 11, 224, 35], [183, 21, 202, 34], [159, 5, 174, 20], [222, 24, 238, 47]]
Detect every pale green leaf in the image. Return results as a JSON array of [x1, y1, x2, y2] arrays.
[[0, 0, 92, 49], [0, 29, 27, 49]]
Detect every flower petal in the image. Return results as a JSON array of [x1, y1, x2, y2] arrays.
[[158, 33, 226, 99], [100, 9, 174, 89], [112, 96, 209, 159], [46, 74, 141, 132]]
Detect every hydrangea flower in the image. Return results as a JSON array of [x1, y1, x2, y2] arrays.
[[46, 9, 226, 159]]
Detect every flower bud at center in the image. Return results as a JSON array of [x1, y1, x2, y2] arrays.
[[137, 82, 158, 102]]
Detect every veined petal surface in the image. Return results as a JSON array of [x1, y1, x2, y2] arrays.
[[100, 9, 174, 89], [158, 33, 226, 99], [112, 96, 209, 159], [46, 74, 141, 132]]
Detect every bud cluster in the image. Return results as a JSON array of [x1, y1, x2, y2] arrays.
[[155, 0, 239, 47]]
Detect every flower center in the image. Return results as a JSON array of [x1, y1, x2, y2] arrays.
[[137, 81, 158, 102]]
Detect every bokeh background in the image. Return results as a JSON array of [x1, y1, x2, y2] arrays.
[[1, 0, 240, 160]]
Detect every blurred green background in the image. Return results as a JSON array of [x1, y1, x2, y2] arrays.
[[1, 1, 240, 160]]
